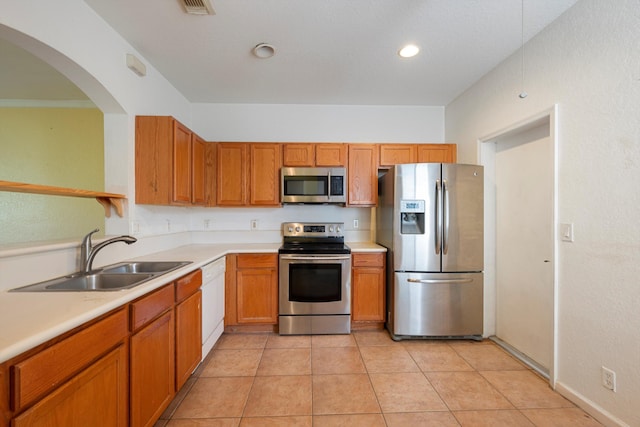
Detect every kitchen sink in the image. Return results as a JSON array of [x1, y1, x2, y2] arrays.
[[101, 261, 191, 274], [44, 273, 155, 291], [10, 260, 192, 292]]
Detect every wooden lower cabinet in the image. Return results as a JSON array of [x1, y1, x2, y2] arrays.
[[3, 309, 129, 427], [351, 253, 386, 323], [12, 345, 128, 427], [1, 270, 203, 427], [130, 309, 175, 427], [225, 253, 278, 327], [175, 290, 202, 390]]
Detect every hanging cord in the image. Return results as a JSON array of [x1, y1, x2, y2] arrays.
[[519, 0, 528, 98]]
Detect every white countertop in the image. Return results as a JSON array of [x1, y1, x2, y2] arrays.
[[0, 242, 385, 363]]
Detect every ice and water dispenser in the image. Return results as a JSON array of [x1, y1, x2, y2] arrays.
[[400, 200, 425, 234]]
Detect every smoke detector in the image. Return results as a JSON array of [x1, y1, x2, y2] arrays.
[[180, 0, 215, 15]]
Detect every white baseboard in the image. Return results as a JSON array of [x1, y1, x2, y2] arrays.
[[555, 382, 630, 427]]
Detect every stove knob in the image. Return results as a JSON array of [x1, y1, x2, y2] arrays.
[[329, 226, 334, 232], [295, 226, 301, 232], [287, 226, 293, 232], [336, 226, 341, 232]]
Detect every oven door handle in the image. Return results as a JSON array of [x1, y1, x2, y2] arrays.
[[280, 255, 351, 261]]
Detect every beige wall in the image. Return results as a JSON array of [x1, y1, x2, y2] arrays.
[[445, 1, 640, 425], [0, 107, 104, 244]]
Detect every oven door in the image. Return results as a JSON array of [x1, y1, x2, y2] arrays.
[[279, 254, 351, 315]]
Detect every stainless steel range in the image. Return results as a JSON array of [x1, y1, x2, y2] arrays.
[[278, 222, 351, 335]]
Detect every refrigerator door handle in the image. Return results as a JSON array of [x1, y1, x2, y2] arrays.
[[407, 278, 474, 284], [435, 179, 442, 255], [443, 179, 449, 255]]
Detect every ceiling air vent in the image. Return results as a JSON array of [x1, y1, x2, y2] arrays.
[[180, 0, 215, 15]]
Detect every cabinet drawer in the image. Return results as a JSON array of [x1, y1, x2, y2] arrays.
[[130, 284, 174, 331], [352, 253, 384, 268], [236, 254, 277, 269], [10, 308, 128, 412], [175, 269, 202, 303]]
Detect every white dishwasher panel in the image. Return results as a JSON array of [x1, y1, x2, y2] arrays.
[[201, 257, 225, 359]]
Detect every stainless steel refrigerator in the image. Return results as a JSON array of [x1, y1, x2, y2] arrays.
[[376, 163, 484, 340]]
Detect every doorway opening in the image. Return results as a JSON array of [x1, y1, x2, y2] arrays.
[[479, 105, 558, 387]]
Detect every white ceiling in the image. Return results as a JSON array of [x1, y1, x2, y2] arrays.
[[2, 0, 580, 106]]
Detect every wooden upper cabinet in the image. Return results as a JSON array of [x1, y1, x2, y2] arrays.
[[282, 144, 314, 167], [250, 143, 281, 206], [315, 143, 346, 167], [135, 116, 212, 206], [216, 143, 248, 206], [417, 143, 457, 163], [172, 121, 192, 205], [191, 134, 207, 206], [380, 143, 457, 167], [216, 143, 280, 207], [379, 144, 417, 167], [204, 141, 217, 207], [347, 144, 378, 206], [282, 143, 346, 167], [136, 116, 173, 205]]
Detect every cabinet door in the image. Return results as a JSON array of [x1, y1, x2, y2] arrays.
[[315, 143, 346, 167], [352, 253, 385, 322], [12, 345, 127, 427], [283, 143, 314, 166], [217, 143, 248, 206], [135, 116, 172, 205], [416, 144, 457, 163], [379, 144, 417, 167], [347, 144, 378, 206], [204, 142, 217, 206], [250, 143, 281, 206], [176, 291, 202, 390], [191, 134, 207, 205], [172, 121, 192, 205], [237, 268, 278, 324], [130, 310, 175, 427]]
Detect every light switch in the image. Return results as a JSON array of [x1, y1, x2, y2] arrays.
[[561, 223, 574, 242]]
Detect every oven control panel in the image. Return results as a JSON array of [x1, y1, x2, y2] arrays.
[[283, 222, 344, 237]]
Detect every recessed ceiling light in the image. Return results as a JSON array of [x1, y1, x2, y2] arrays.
[[398, 44, 420, 58], [253, 43, 275, 59]]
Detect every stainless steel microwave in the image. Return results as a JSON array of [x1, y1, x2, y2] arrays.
[[281, 167, 347, 204]]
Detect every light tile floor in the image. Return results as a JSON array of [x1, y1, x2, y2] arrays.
[[155, 330, 602, 427]]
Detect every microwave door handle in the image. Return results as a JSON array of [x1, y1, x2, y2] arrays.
[[327, 171, 332, 201]]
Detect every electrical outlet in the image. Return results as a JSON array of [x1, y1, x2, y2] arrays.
[[602, 366, 616, 391], [251, 219, 259, 230], [353, 219, 359, 229], [204, 219, 211, 230]]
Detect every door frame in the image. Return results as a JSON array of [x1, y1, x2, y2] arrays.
[[478, 105, 559, 387]]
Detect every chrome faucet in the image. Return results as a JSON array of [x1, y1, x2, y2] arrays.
[[80, 228, 137, 273]]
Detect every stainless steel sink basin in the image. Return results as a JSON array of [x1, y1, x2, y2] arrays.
[[45, 273, 155, 291], [10, 260, 192, 292], [101, 261, 191, 274], [10, 273, 155, 292]]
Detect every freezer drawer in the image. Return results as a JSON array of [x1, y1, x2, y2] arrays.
[[391, 272, 483, 339]]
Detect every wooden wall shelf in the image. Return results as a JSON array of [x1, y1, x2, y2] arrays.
[[0, 180, 126, 217]]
